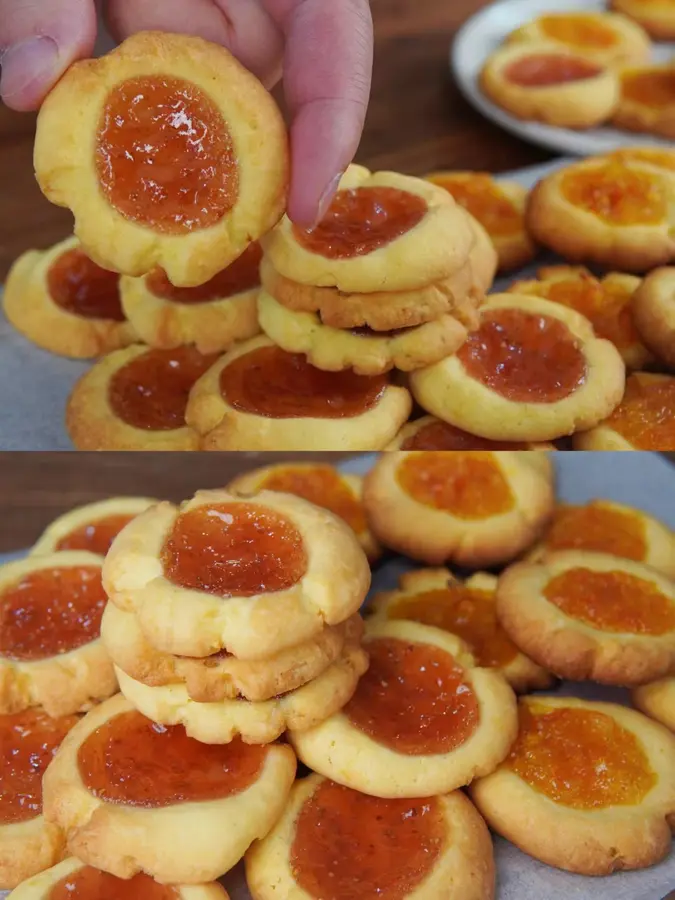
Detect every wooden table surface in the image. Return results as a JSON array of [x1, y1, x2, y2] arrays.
[[0, 0, 551, 280]]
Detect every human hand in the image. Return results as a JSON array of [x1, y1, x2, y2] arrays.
[[0, 0, 373, 225]]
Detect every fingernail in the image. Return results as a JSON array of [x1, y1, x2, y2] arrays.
[[311, 172, 344, 228], [0, 35, 60, 102]]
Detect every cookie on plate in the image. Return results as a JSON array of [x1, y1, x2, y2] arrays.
[[613, 62, 675, 139], [385, 415, 555, 450], [631, 266, 675, 368], [633, 677, 675, 732]]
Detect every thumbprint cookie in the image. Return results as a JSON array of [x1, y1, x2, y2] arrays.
[[631, 266, 675, 368], [614, 62, 675, 139], [611, 0, 675, 41], [633, 677, 675, 732], [385, 416, 555, 450]]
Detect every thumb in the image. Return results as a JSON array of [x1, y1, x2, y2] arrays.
[[0, 0, 97, 110]]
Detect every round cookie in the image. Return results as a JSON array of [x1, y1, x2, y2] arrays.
[[0, 552, 116, 717], [471, 696, 675, 875], [185, 335, 412, 451], [368, 569, 553, 693], [633, 677, 675, 731], [409, 294, 626, 443], [611, 0, 675, 41], [3, 237, 136, 359], [614, 63, 675, 139], [246, 775, 495, 900], [288, 619, 517, 798], [631, 266, 675, 367], [103, 488, 370, 659], [497, 549, 675, 685], [574, 371, 675, 450], [363, 450, 555, 568], [526, 156, 675, 271], [42, 693, 296, 882], [30, 497, 158, 557], [480, 41, 620, 129], [385, 416, 555, 450], [227, 462, 380, 563], [0, 710, 79, 890], [66, 344, 220, 451], [34, 32, 288, 287]]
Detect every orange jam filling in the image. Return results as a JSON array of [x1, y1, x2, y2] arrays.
[[505, 54, 602, 87], [561, 163, 666, 226], [539, 14, 619, 48], [96, 76, 237, 234], [161, 501, 307, 597], [50, 868, 178, 900], [426, 174, 521, 237], [47, 248, 124, 321], [544, 502, 647, 560], [622, 69, 675, 110], [401, 419, 531, 450], [0, 565, 106, 660], [77, 709, 267, 807], [219, 345, 387, 419], [293, 186, 427, 259], [508, 704, 656, 809], [259, 465, 367, 534], [345, 636, 479, 755], [0, 709, 79, 824], [146, 242, 262, 304], [457, 308, 587, 403], [108, 346, 219, 431], [290, 780, 446, 900], [544, 567, 675, 634], [56, 513, 136, 555], [606, 375, 675, 450], [396, 451, 515, 519]]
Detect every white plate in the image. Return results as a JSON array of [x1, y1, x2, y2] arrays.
[[452, 0, 675, 157]]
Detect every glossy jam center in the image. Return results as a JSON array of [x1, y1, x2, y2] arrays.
[[220, 345, 387, 419], [561, 163, 666, 226], [161, 502, 307, 597], [607, 376, 675, 450], [401, 420, 530, 451], [345, 637, 479, 755], [427, 174, 521, 236], [293, 186, 427, 259], [544, 567, 675, 634], [259, 466, 367, 534], [544, 503, 647, 560], [457, 308, 586, 403], [622, 70, 675, 110], [508, 704, 656, 809], [0, 709, 79, 824], [78, 709, 267, 807], [291, 780, 446, 900], [50, 868, 178, 900], [47, 249, 124, 321], [108, 346, 218, 431], [396, 451, 515, 519], [505, 54, 601, 87], [146, 243, 262, 304], [0, 566, 106, 661], [96, 76, 237, 234], [540, 14, 619, 47], [56, 514, 136, 555]]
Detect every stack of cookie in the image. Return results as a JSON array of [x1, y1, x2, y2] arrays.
[[257, 163, 498, 376]]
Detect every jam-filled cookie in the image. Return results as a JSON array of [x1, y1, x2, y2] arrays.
[[185, 336, 412, 451], [471, 696, 675, 874], [526, 156, 675, 271], [614, 63, 675, 138], [426, 171, 536, 272], [3, 237, 136, 359], [480, 42, 620, 129], [262, 165, 474, 294], [574, 371, 675, 450], [289, 619, 517, 798], [246, 775, 495, 900], [34, 32, 288, 287], [632, 266, 675, 368], [0, 710, 79, 889], [385, 416, 555, 450], [42, 693, 296, 882], [508, 265, 652, 370], [527, 499, 675, 577], [497, 549, 675, 685], [633, 676, 675, 731], [30, 497, 157, 557], [0, 553, 116, 717], [7, 859, 229, 900], [409, 294, 625, 442], [369, 569, 553, 693], [363, 450, 554, 568], [66, 344, 220, 450], [227, 463, 380, 563], [103, 488, 370, 659], [611, 0, 675, 41], [506, 11, 652, 66]]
